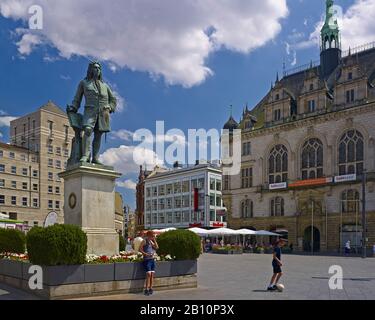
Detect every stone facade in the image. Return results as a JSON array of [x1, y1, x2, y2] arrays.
[[1, 102, 73, 226], [0, 142, 40, 225], [223, 3, 375, 253]]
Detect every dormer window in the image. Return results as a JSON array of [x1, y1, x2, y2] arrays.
[[348, 72, 353, 80], [274, 109, 281, 121], [308, 100, 316, 113], [309, 83, 314, 91], [275, 94, 280, 101]]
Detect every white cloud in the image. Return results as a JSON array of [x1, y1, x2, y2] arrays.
[[0, 0, 288, 87], [112, 89, 125, 113], [116, 179, 137, 190], [297, 0, 375, 52], [340, 0, 375, 50], [15, 30, 43, 55], [99, 145, 163, 175], [0, 116, 17, 127], [110, 129, 134, 142]]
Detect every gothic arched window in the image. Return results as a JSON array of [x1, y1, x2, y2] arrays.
[[341, 190, 360, 213], [301, 138, 324, 180], [241, 200, 253, 218], [338, 130, 364, 176], [271, 197, 284, 217], [268, 145, 288, 184]]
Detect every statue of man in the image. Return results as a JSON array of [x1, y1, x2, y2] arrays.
[[67, 61, 117, 164]]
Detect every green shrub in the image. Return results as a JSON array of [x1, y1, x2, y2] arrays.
[[0, 228, 26, 254], [157, 230, 201, 260], [119, 234, 125, 251], [26, 224, 87, 266]]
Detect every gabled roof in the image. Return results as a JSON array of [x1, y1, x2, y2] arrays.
[[249, 46, 375, 127], [40, 101, 66, 116]]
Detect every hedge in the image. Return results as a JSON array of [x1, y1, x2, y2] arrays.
[[157, 230, 201, 260], [26, 224, 87, 266], [0, 228, 26, 254], [119, 234, 125, 251]]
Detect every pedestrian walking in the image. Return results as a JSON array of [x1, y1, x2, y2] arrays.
[[345, 240, 351, 256]]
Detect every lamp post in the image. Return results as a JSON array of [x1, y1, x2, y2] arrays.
[[311, 198, 314, 256], [362, 170, 367, 258]]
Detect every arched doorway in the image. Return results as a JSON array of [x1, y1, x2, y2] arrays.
[[303, 226, 320, 252]]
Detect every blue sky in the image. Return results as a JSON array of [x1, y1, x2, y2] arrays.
[[0, 0, 373, 208]]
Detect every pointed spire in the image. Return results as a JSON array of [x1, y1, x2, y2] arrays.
[[229, 104, 233, 118], [310, 60, 313, 69], [271, 81, 274, 90], [348, 46, 351, 56], [245, 102, 249, 113], [276, 72, 279, 83]]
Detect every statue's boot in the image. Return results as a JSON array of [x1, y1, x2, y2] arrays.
[[91, 133, 103, 165], [80, 134, 91, 163]]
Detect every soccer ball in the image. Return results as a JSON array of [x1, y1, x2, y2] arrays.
[[276, 284, 285, 292]]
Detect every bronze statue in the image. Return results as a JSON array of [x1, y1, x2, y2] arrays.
[[67, 61, 117, 165]]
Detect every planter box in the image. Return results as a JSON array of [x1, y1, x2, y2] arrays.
[[85, 264, 114, 283], [114, 260, 197, 281], [0, 259, 198, 299], [0, 260, 23, 278], [212, 250, 243, 255], [114, 262, 145, 281], [43, 265, 85, 286], [1, 259, 197, 286], [231, 250, 243, 255]]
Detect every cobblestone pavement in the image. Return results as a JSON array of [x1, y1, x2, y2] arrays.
[[1, 254, 374, 300]]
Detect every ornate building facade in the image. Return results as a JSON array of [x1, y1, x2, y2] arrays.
[[223, 0, 375, 253]]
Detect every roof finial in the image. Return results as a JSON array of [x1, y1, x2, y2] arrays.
[[229, 104, 233, 118], [310, 60, 313, 69], [276, 72, 279, 82], [271, 81, 274, 90]]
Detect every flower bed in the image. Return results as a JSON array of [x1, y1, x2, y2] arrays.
[[212, 245, 243, 255], [0, 251, 175, 264]]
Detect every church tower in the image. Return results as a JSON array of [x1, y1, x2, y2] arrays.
[[320, 0, 341, 78]]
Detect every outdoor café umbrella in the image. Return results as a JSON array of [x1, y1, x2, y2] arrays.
[[206, 227, 238, 245], [159, 227, 177, 233], [254, 230, 280, 247], [235, 229, 257, 246], [255, 230, 280, 236], [206, 227, 238, 235], [188, 227, 210, 236]]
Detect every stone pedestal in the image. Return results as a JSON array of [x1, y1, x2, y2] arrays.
[[59, 163, 122, 256]]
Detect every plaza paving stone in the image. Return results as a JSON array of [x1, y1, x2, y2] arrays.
[[0, 253, 374, 300]]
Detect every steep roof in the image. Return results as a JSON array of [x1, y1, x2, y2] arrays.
[[40, 101, 66, 117], [223, 116, 239, 131], [241, 45, 375, 130]]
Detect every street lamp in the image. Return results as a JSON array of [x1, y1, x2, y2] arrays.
[[361, 169, 367, 258]]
